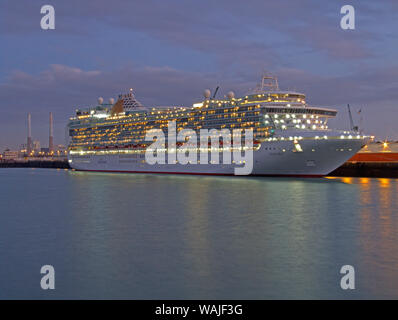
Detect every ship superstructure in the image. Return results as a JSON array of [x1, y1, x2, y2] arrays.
[[67, 76, 370, 176]]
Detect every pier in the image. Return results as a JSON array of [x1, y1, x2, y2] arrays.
[[0, 159, 70, 169], [330, 162, 398, 178]]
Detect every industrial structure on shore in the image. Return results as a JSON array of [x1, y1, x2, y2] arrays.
[[1, 112, 67, 161]]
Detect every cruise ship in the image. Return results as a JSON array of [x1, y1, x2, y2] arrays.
[[67, 75, 370, 176]]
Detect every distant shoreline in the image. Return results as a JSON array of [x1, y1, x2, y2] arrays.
[[0, 160, 70, 169], [0, 160, 397, 178]]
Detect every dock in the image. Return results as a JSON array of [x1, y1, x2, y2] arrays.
[[330, 162, 398, 178], [0, 159, 70, 169]]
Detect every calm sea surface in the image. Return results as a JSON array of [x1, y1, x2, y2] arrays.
[[0, 168, 397, 299]]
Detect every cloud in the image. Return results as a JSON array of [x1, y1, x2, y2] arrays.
[[0, 0, 377, 67]]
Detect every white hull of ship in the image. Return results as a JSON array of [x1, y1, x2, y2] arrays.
[[68, 138, 366, 177]]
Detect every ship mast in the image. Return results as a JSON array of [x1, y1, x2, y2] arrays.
[[261, 73, 279, 91], [251, 72, 279, 94]]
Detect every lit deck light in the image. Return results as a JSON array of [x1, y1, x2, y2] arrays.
[[294, 142, 303, 152]]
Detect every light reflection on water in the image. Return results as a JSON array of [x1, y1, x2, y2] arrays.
[[0, 168, 397, 299]]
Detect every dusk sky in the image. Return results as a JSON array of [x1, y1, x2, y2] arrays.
[[1, 0, 398, 150]]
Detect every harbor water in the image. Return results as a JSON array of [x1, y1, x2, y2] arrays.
[[0, 168, 397, 299]]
